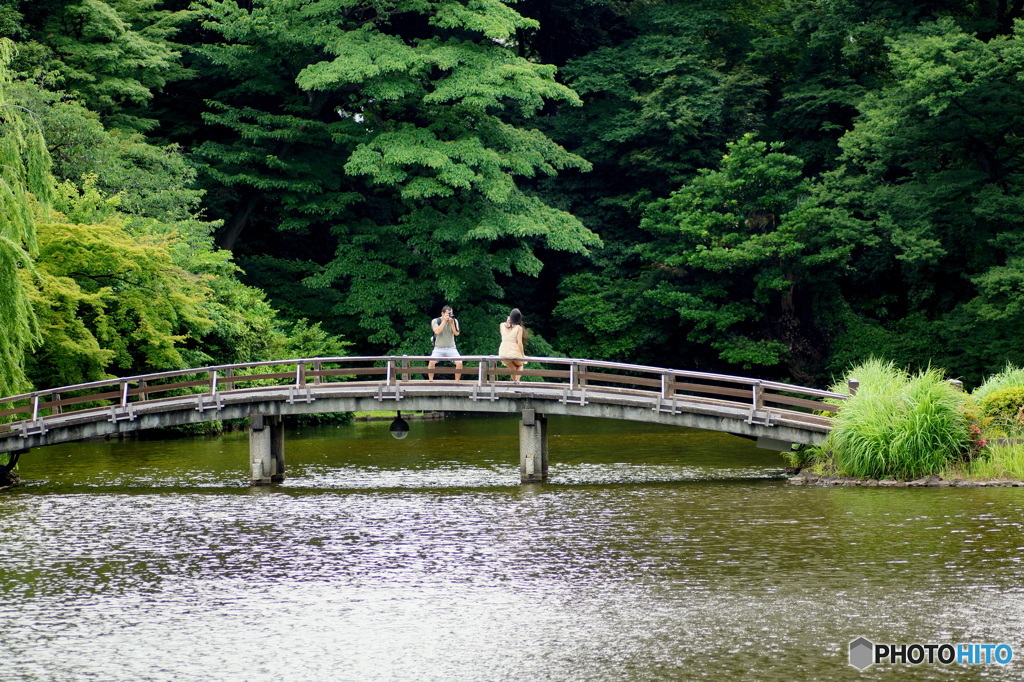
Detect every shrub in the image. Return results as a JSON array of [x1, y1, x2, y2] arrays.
[[979, 386, 1024, 425], [978, 386, 1024, 440]]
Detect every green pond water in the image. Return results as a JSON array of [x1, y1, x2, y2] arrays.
[[1, 415, 1022, 680]]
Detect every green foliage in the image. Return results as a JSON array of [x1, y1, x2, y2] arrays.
[[978, 387, 1024, 425], [6, 79, 207, 222], [635, 134, 841, 376], [782, 445, 815, 469], [0, 37, 51, 396], [6, 0, 1024, 397], [815, 361, 978, 479], [28, 177, 215, 385], [6, 0, 191, 131], [825, 357, 905, 395], [235, 256, 347, 336], [546, 1, 1024, 384], [973, 363, 1024, 402], [553, 270, 675, 362], [813, 19, 1024, 385], [746, 0, 961, 173], [186, 0, 599, 352], [947, 441, 1024, 481]]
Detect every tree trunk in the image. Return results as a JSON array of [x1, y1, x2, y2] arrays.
[[217, 192, 261, 251], [0, 452, 21, 488]]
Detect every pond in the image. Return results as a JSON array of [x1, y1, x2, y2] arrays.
[[1, 415, 1022, 680]]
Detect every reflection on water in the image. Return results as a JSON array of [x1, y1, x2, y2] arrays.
[[1, 416, 1022, 680]]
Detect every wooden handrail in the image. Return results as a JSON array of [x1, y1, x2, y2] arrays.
[[0, 355, 848, 430]]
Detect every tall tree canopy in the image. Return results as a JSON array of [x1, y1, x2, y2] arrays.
[[184, 0, 599, 351], [3, 0, 189, 131], [818, 18, 1024, 382], [637, 134, 840, 379], [4, 0, 1024, 394], [0, 37, 51, 396]]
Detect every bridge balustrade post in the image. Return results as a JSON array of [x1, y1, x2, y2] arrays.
[[313, 362, 323, 385], [848, 379, 859, 396], [519, 409, 548, 483], [479, 359, 496, 386], [400, 358, 410, 382], [296, 363, 306, 387], [51, 392, 62, 415], [139, 379, 148, 402], [224, 369, 234, 391], [752, 381, 764, 411], [661, 373, 675, 400], [119, 381, 129, 406], [570, 362, 587, 391], [209, 371, 218, 395]]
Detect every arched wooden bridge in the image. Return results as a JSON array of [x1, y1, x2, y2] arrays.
[[0, 356, 849, 484]]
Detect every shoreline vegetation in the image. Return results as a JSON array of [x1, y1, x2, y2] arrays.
[[787, 470, 1024, 487], [788, 359, 1024, 485]]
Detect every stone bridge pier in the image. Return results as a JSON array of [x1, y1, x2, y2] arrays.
[[519, 409, 548, 483], [249, 414, 285, 485]]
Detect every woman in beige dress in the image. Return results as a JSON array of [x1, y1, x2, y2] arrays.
[[497, 308, 526, 383]]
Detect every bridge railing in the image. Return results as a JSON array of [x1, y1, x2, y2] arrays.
[[0, 355, 850, 433]]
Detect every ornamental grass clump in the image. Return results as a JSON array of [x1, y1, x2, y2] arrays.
[[820, 362, 975, 480]]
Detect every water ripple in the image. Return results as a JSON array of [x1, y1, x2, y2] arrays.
[[2, 419, 1023, 680]]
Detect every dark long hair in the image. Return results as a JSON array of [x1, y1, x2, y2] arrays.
[[508, 308, 523, 327]]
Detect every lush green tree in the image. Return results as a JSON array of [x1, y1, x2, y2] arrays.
[[544, 1, 773, 367], [748, 0, 973, 175], [549, 1, 766, 239], [0, 38, 51, 397], [633, 134, 848, 379], [9, 0, 1024, 390], [820, 18, 1024, 384], [27, 174, 348, 389], [2, 0, 191, 131], [183, 0, 599, 352], [9, 77, 207, 223], [27, 177, 215, 386]]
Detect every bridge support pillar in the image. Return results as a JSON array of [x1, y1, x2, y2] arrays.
[[250, 415, 284, 485], [519, 410, 548, 484], [270, 416, 285, 483]]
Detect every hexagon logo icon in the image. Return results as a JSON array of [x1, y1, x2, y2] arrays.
[[849, 637, 875, 670]]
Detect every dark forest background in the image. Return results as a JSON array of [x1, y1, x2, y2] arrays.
[[3, 0, 1024, 396]]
